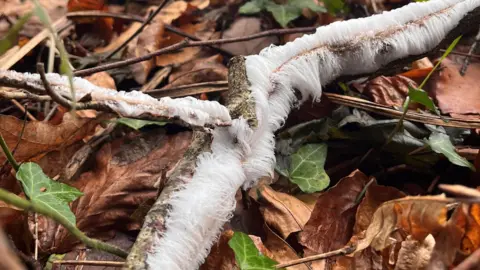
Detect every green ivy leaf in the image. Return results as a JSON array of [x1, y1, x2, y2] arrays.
[[16, 162, 83, 226], [292, 0, 327, 13], [426, 132, 475, 171], [0, 12, 33, 55], [265, 2, 302, 27], [288, 143, 329, 193], [239, 0, 266, 14], [407, 86, 440, 115], [111, 118, 166, 130], [228, 232, 278, 270]]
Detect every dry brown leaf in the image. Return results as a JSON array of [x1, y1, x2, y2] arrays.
[[394, 235, 435, 270], [362, 75, 421, 109], [33, 130, 192, 253], [190, 0, 210, 9], [156, 20, 216, 67], [299, 170, 369, 253], [157, 1, 189, 24], [77, 72, 116, 118], [127, 14, 165, 84], [0, 229, 25, 270], [95, 22, 142, 53], [354, 181, 406, 234], [165, 54, 228, 88], [200, 230, 239, 270], [249, 184, 312, 239], [426, 205, 464, 269], [428, 58, 480, 116], [458, 203, 480, 255], [220, 17, 279, 55], [0, 114, 101, 164], [0, 0, 66, 38], [263, 224, 309, 270], [354, 195, 449, 254]]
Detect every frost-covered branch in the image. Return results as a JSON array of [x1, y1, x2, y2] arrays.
[[0, 70, 231, 128], [126, 0, 480, 269]]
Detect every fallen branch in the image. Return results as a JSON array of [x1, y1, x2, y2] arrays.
[[0, 70, 231, 128]]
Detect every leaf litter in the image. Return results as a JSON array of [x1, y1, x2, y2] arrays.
[[1, 0, 480, 269]]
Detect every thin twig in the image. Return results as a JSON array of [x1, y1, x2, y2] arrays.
[[53, 260, 125, 267], [67, 11, 233, 56], [275, 245, 356, 269], [10, 100, 36, 121], [453, 247, 480, 270], [441, 49, 480, 59], [147, 81, 229, 97], [103, 0, 169, 60], [460, 26, 480, 75], [73, 27, 317, 77], [37, 63, 73, 109], [43, 104, 58, 122]]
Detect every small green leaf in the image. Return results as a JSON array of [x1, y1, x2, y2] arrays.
[[265, 2, 302, 28], [239, 0, 265, 14], [112, 118, 166, 130], [0, 12, 33, 55], [407, 86, 440, 115], [292, 0, 327, 13], [16, 162, 83, 226], [324, 0, 346, 14], [288, 143, 330, 193], [426, 132, 475, 171], [228, 232, 277, 270]]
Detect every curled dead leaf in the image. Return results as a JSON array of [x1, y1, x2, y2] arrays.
[[394, 235, 435, 270], [362, 75, 421, 109], [354, 195, 449, 254], [249, 184, 312, 239], [299, 170, 369, 253]]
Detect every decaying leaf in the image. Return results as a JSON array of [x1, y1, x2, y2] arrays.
[[220, 17, 278, 55], [429, 59, 480, 117], [0, 113, 102, 164], [127, 8, 165, 84], [360, 75, 418, 109], [250, 184, 312, 239], [394, 235, 435, 270], [156, 20, 217, 67], [165, 54, 228, 88], [354, 181, 406, 234], [201, 230, 239, 270], [354, 195, 449, 254], [299, 170, 369, 253], [263, 224, 310, 270], [33, 130, 192, 253]]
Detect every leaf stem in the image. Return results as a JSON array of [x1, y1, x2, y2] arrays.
[[0, 132, 19, 171], [0, 187, 128, 258]]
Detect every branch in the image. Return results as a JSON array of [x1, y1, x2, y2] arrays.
[[0, 70, 231, 128]]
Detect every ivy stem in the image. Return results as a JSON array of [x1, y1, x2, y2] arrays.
[[0, 133, 19, 171], [0, 133, 128, 258], [0, 188, 128, 258]]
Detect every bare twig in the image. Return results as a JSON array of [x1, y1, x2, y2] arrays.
[[453, 247, 480, 270], [460, 26, 480, 75], [67, 11, 234, 56], [275, 245, 356, 269], [53, 260, 125, 267], [103, 0, 169, 60], [441, 49, 480, 59], [73, 27, 317, 77], [37, 63, 72, 109]]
